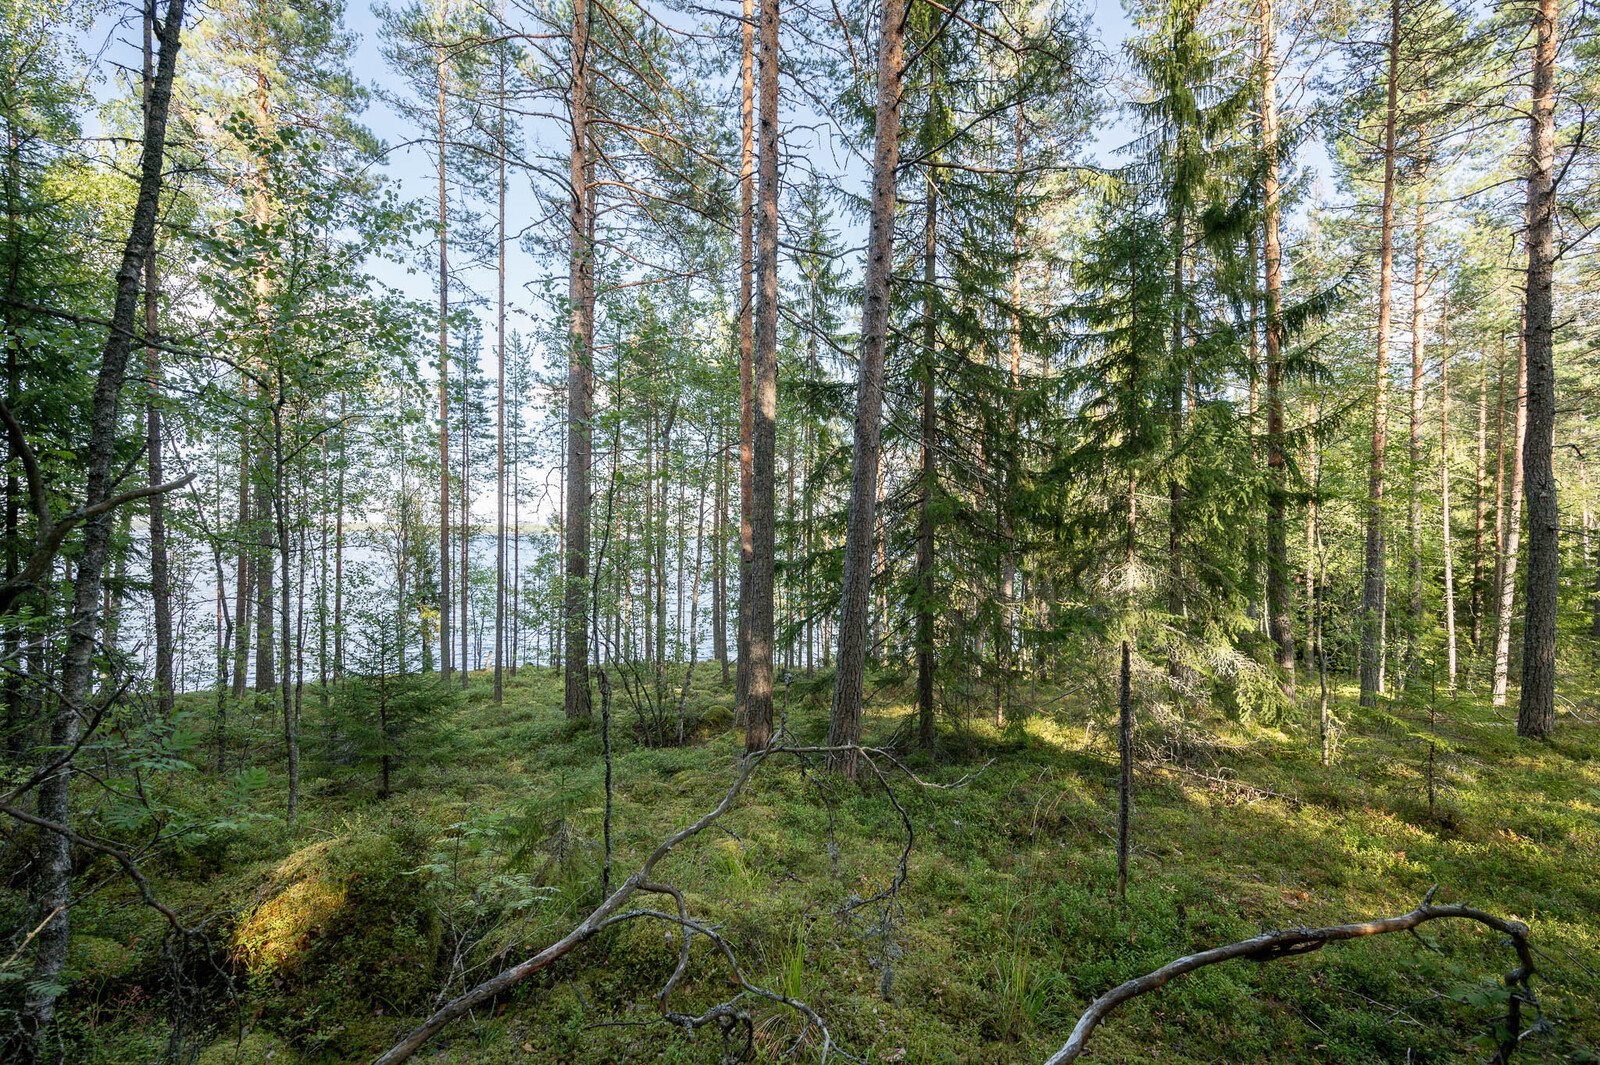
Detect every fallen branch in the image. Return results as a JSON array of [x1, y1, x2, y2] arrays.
[[1040, 885, 1536, 1065], [372, 742, 952, 1065]]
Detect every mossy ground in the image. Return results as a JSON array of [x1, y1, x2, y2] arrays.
[[38, 664, 1600, 1064]]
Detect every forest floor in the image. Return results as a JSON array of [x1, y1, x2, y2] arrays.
[[40, 662, 1600, 1065]]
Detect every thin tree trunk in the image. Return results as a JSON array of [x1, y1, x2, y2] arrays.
[[460, 340, 469, 681], [1440, 304, 1457, 689], [916, 161, 938, 749], [21, 0, 184, 1043], [232, 428, 251, 697], [1518, 0, 1559, 739], [494, 19, 506, 703], [1261, 0, 1294, 695], [827, 0, 905, 776], [744, 0, 779, 753], [437, 25, 453, 682], [1116, 639, 1131, 905], [714, 423, 728, 681], [1472, 354, 1487, 653], [142, 6, 171, 717], [254, 479, 274, 690], [563, 0, 593, 720], [1491, 324, 1528, 707], [1406, 196, 1428, 686], [1359, 0, 1402, 708]]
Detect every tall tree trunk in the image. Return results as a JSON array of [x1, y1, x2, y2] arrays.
[[494, 21, 506, 703], [1491, 324, 1528, 707], [1518, 0, 1559, 739], [272, 395, 298, 821], [1261, 0, 1294, 695], [563, 0, 593, 720], [827, 0, 904, 776], [1406, 197, 1428, 686], [460, 344, 469, 681], [916, 162, 938, 749], [714, 422, 729, 681], [142, 6, 172, 718], [1359, 0, 1402, 708], [1440, 305, 1457, 689], [21, 0, 184, 1045], [437, 26, 453, 682], [744, 0, 779, 753], [254, 482, 274, 690], [735, 0, 755, 724], [1472, 354, 1487, 653], [232, 428, 251, 696]]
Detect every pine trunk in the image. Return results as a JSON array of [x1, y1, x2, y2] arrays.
[[1359, 0, 1401, 707], [827, 0, 904, 776], [745, 0, 779, 753], [1518, 0, 1559, 739]]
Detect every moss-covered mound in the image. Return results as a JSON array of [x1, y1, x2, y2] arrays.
[[229, 827, 441, 1055]]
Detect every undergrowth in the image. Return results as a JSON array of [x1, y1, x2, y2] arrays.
[[20, 664, 1600, 1064]]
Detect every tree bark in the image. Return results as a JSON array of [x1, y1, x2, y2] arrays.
[[142, 7, 172, 718], [827, 0, 904, 776], [744, 0, 779, 753], [563, 0, 593, 720], [1406, 198, 1427, 685], [495, 20, 506, 704], [916, 162, 938, 749], [735, 0, 755, 725], [20, 0, 185, 1046], [1518, 0, 1559, 739], [1359, 0, 1401, 708], [1491, 324, 1528, 708], [437, 23, 452, 681], [1440, 305, 1457, 689], [1261, 0, 1294, 695], [1471, 352, 1487, 653]]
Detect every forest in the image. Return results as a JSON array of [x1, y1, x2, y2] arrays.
[[0, 0, 1597, 1060]]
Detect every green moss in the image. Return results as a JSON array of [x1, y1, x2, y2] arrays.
[[67, 934, 135, 983], [228, 826, 441, 1047], [194, 1029, 300, 1065]]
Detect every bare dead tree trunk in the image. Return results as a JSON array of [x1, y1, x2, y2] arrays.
[[1359, 0, 1401, 708], [827, 0, 905, 776], [1518, 0, 1559, 739], [563, 0, 593, 720], [20, 0, 185, 1047], [744, 0, 779, 753]]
